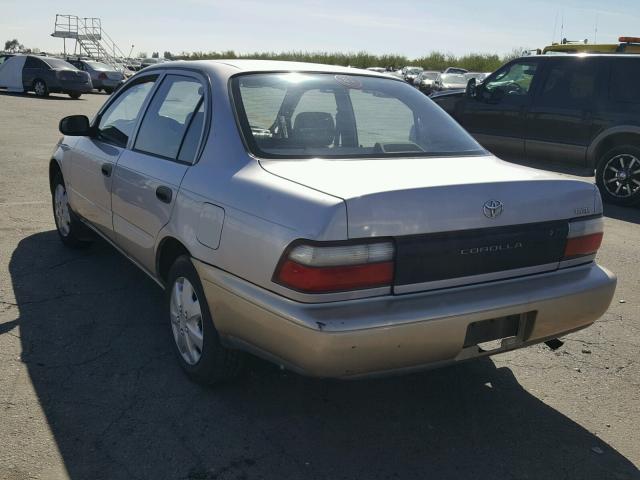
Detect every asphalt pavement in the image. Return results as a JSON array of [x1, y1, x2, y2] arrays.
[[0, 90, 638, 480]]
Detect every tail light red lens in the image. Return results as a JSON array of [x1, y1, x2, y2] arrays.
[[98, 72, 108, 80], [563, 217, 604, 259], [274, 241, 394, 293]]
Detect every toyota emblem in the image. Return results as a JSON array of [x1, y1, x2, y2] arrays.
[[483, 200, 504, 219]]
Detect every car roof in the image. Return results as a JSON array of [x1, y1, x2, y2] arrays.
[[525, 53, 640, 59], [142, 59, 397, 81]]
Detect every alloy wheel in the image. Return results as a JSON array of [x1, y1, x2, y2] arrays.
[[602, 154, 640, 199], [34, 81, 46, 96], [170, 277, 204, 365], [54, 184, 71, 237]]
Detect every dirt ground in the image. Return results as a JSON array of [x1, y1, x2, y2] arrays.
[[0, 90, 638, 480]]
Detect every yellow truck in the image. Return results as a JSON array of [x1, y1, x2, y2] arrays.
[[542, 37, 640, 54]]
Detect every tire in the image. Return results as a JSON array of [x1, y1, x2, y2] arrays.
[[51, 171, 92, 248], [595, 145, 640, 206], [166, 255, 244, 385], [33, 79, 48, 97], [104, 87, 114, 95], [68, 92, 82, 99]]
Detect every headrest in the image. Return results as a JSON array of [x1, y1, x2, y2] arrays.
[[293, 112, 335, 147]]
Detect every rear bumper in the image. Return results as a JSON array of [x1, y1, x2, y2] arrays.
[[194, 261, 616, 378], [52, 81, 93, 93]]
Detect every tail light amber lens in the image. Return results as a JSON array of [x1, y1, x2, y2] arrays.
[[274, 241, 394, 293]]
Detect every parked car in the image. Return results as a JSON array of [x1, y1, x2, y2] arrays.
[[402, 66, 423, 83], [465, 72, 491, 84], [0, 55, 92, 98], [414, 71, 441, 93], [366, 67, 386, 73], [66, 58, 125, 94], [50, 60, 616, 384], [431, 54, 640, 205], [439, 67, 470, 91]]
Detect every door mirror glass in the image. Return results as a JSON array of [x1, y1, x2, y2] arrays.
[[59, 115, 92, 136]]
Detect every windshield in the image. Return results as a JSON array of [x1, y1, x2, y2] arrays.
[[407, 68, 423, 74], [231, 72, 485, 159], [42, 58, 76, 70]]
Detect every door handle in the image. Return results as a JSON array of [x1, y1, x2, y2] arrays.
[[101, 163, 113, 177], [156, 186, 173, 204]]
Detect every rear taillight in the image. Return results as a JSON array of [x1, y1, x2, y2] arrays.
[[98, 72, 108, 80], [563, 217, 604, 260], [274, 241, 395, 293]]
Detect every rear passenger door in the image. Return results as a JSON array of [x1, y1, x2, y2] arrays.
[[22, 56, 47, 89], [525, 57, 602, 165], [111, 71, 207, 272]]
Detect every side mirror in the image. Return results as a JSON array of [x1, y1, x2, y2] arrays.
[[59, 115, 92, 136], [465, 78, 477, 98]]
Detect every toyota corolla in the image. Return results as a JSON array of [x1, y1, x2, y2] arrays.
[[50, 60, 616, 384]]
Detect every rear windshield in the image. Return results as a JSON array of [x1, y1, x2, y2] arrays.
[[231, 72, 485, 159], [42, 58, 76, 70], [85, 61, 111, 71]]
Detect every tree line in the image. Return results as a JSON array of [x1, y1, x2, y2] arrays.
[[172, 48, 528, 72]]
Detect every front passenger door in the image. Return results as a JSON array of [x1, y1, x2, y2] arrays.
[[458, 60, 540, 160], [67, 76, 157, 236], [111, 72, 207, 271]]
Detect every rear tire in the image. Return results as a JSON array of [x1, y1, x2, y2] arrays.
[[166, 255, 245, 385], [33, 79, 48, 97], [104, 87, 114, 95], [68, 92, 82, 99], [51, 172, 92, 248], [596, 145, 640, 206]]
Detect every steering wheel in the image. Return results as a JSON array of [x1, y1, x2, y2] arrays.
[[504, 82, 525, 95]]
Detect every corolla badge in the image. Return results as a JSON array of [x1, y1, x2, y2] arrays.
[[483, 200, 504, 219]]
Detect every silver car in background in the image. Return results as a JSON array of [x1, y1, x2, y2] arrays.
[[50, 60, 616, 384], [66, 59, 125, 94]]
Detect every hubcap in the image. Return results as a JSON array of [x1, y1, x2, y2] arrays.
[[35, 82, 45, 95], [170, 277, 204, 365], [602, 154, 640, 199], [54, 184, 71, 237]]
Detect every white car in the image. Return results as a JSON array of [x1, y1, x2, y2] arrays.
[[51, 60, 616, 384]]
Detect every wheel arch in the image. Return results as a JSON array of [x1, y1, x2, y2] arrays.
[[587, 126, 640, 168], [156, 236, 191, 285], [49, 158, 62, 193]]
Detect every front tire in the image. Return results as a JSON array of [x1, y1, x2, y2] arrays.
[[166, 256, 244, 385], [68, 92, 82, 99], [51, 172, 92, 248], [33, 79, 48, 97], [104, 87, 114, 95], [596, 145, 640, 206]]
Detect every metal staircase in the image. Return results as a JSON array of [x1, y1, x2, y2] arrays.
[[52, 15, 130, 72]]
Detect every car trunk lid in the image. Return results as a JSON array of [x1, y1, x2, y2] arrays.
[[260, 156, 599, 292]]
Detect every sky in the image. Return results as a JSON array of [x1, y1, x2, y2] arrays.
[[1, 0, 639, 58]]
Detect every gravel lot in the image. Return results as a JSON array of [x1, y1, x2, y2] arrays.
[[0, 90, 638, 480]]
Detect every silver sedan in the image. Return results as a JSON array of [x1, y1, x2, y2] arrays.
[[50, 60, 616, 384]]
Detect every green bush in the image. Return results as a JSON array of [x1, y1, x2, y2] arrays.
[[174, 48, 527, 72]]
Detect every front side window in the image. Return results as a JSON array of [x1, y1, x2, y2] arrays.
[[232, 73, 484, 159], [134, 74, 204, 160], [482, 61, 538, 100], [97, 77, 156, 147]]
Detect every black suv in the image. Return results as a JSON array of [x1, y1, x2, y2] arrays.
[[431, 54, 640, 206]]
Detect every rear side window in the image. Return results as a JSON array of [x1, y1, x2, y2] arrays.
[[537, 59, 596, 108], [134, 74, 204, 161], [610, 59, 640, 103], [98, 77, 157, 147], [24, 57, 46, 69]]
